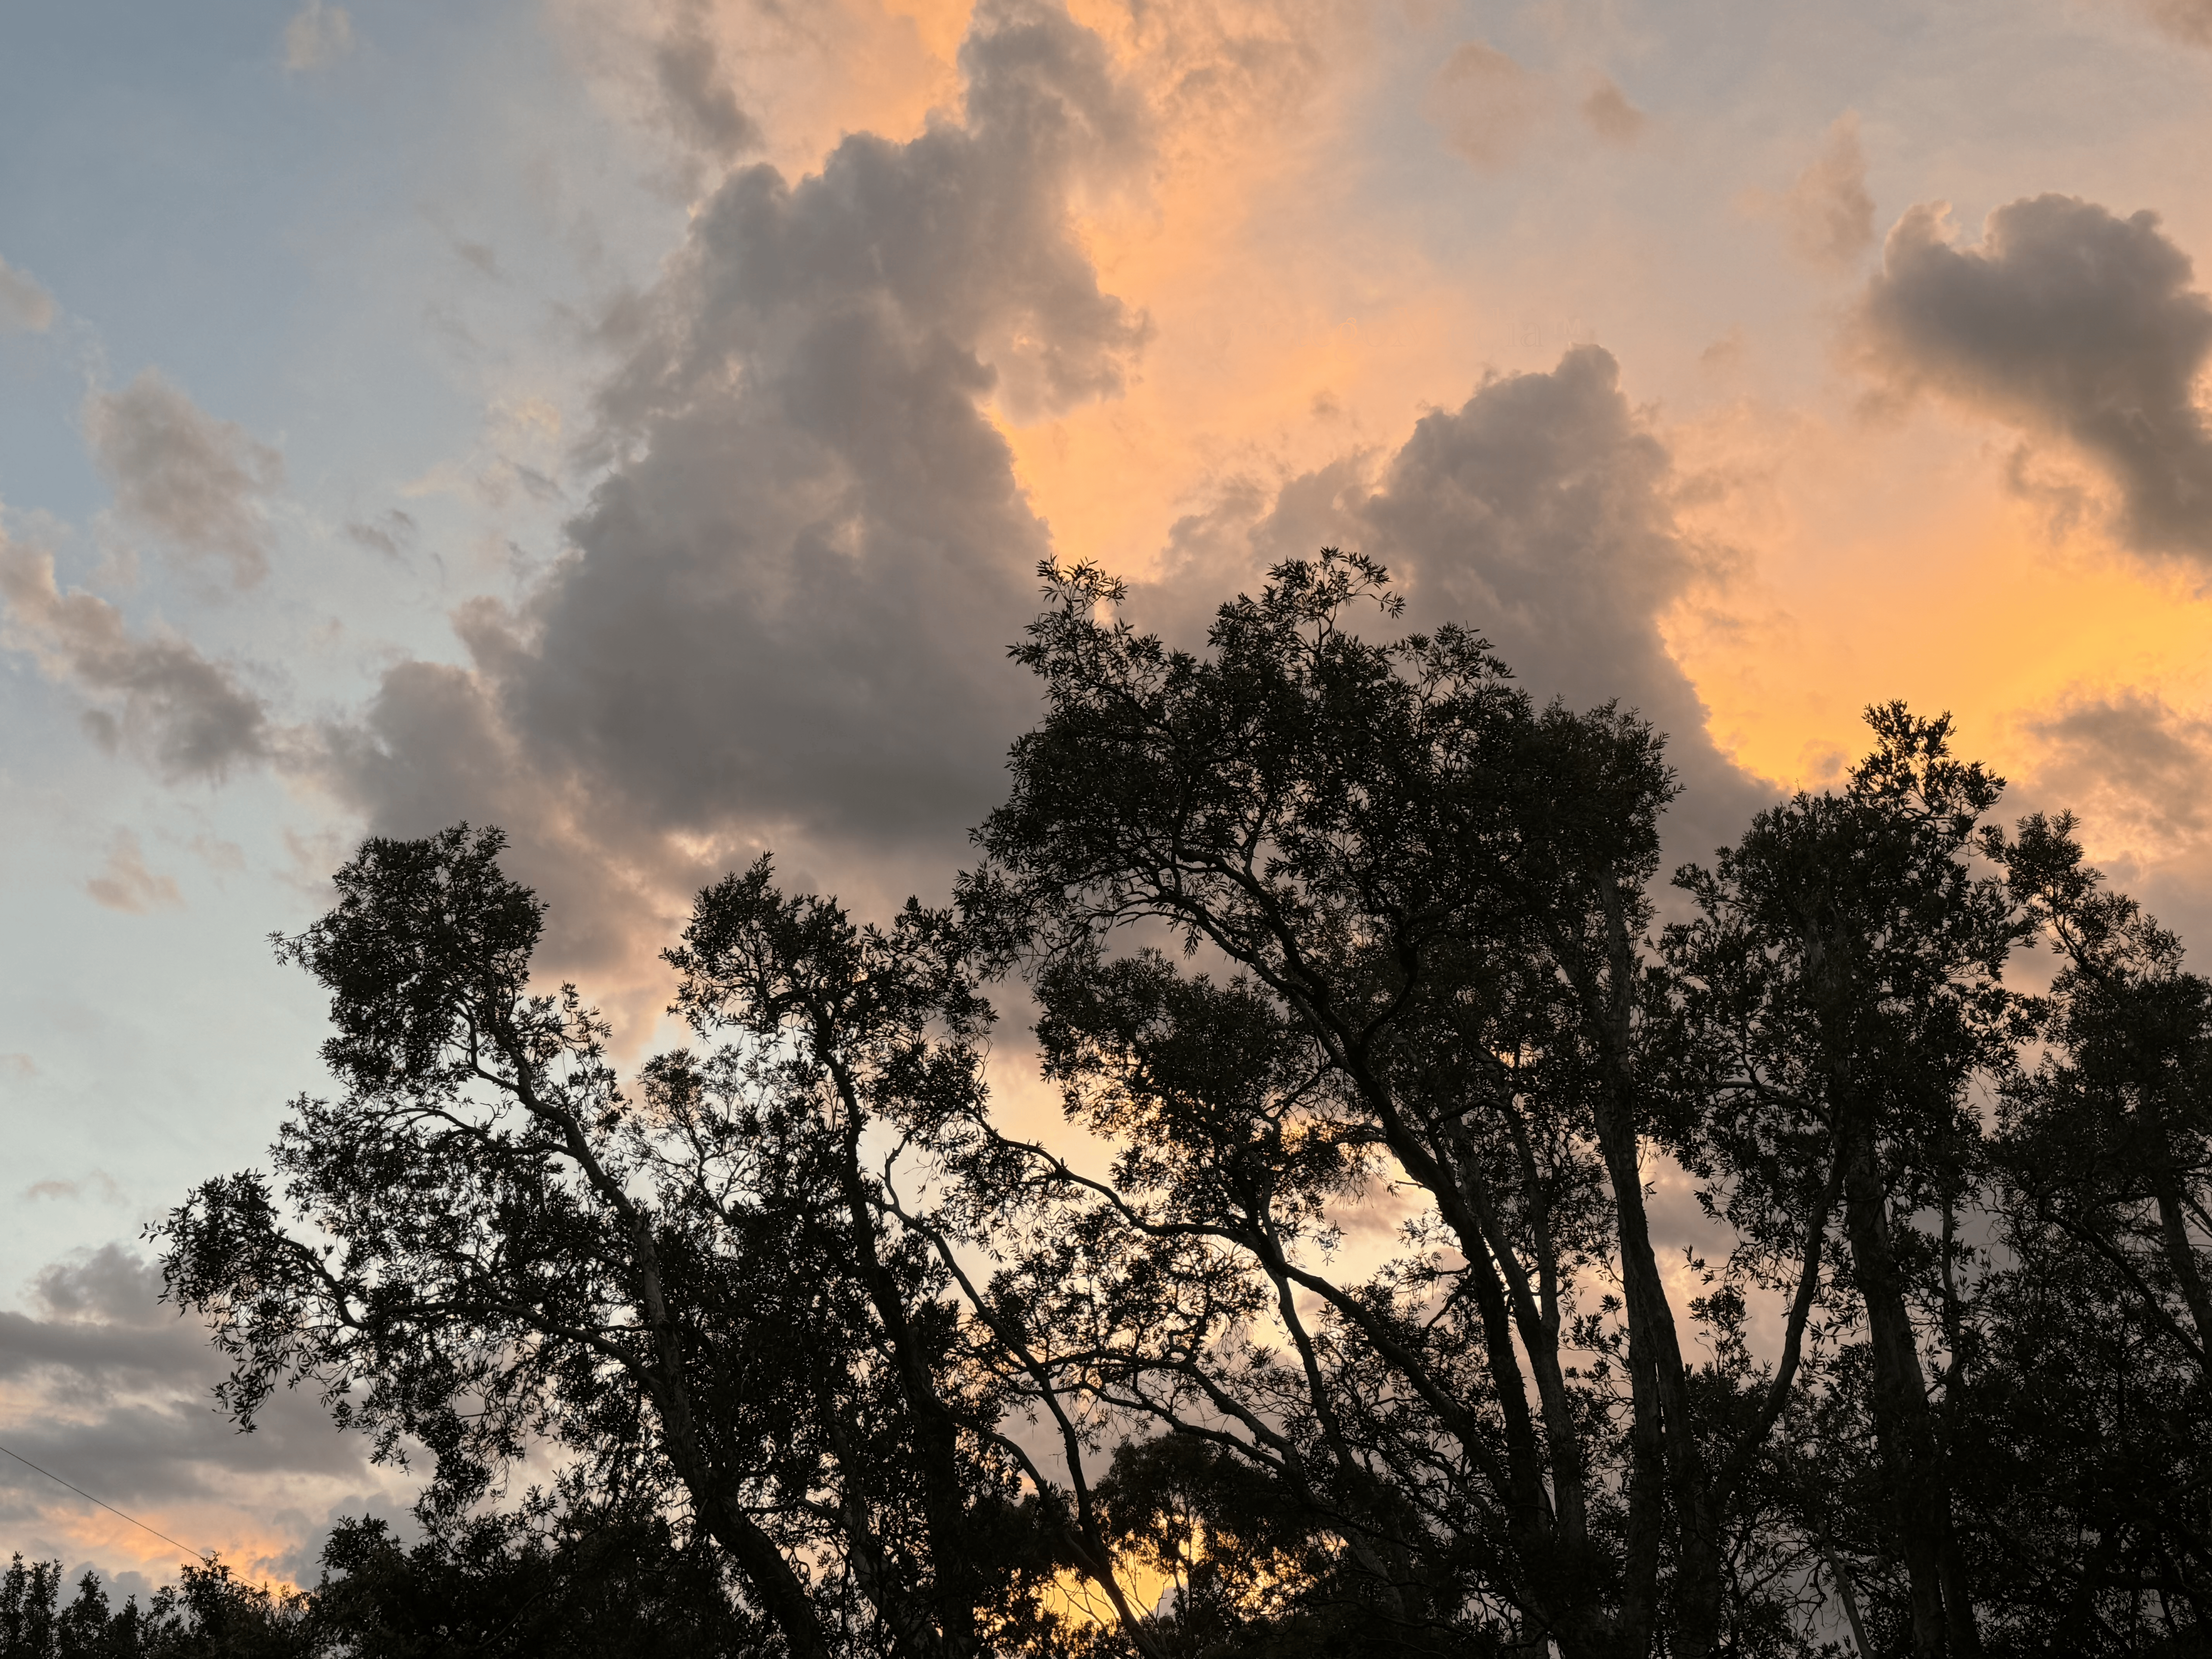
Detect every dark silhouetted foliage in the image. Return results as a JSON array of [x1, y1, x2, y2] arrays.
[[99, 552, 2211, 1659]]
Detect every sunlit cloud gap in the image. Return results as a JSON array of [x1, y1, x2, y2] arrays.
[[0, 1442, 214, 1564]]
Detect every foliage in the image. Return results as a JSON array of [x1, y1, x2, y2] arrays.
[[107, 551, 2212, 1658], [0, 1553, 306, 1659]]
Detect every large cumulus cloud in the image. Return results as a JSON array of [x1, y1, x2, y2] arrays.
[[1365, 347, 1707, 728], [1854, 194, 2212, 558], [323, 0, 1147, 976], [261, 1, 1754, 980]]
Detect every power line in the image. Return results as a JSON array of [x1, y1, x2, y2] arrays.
[[0, 1441, 214, 1563]]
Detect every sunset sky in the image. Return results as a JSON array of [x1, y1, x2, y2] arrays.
[[3, 0, 2210, 1593]]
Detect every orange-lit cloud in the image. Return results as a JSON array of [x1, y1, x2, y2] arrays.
[[0, 1248, 407, 1592]]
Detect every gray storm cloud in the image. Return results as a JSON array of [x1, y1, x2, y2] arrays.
[[1854, 194, 2212, 558], [325, 0, 1147, 974], [653, 0, 761, 160], [1367, 348, 1768, 848], [1365, 346, 1693, 708], [0, 1248, 381, 1568], [2028, 688, 2212, 846], [0, 533, 271, 782], [84, 370, 284, 588]]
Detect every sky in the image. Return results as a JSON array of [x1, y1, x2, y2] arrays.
[[3, 0, 2211, 1595]]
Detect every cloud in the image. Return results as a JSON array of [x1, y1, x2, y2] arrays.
[[1361, 346, 1762, 841], [1424, 45, 1646, 169], [0, 254, 55, 333], [2126, 0, 2212, 47], [653, 0, 761, 160], [1135, 347, 1766, 852], [2026, 688, 2212, 850], [23, 1171, 125, 1205], [1852, 194, 2212, 558], [2, 1053, 34, 1079], [84, 832, 183, 914], [187, 834, 247, 873], [1362, 350, 1690, 695], [342, 509, 416, 560], [1580, 76, 1646, 145], [1782, 112, 1874, 268], [317, 0, 1148, 999], [315, 655, 690, 1001], [1424, 41, 1552, 169], [83, 371, 284, 587], [0, 532, 272, 781], [283, 1, 355, 72], [0, 1247, 386, 1582]]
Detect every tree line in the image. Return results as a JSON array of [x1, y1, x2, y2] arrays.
[[14, 553, 2207, 1656]]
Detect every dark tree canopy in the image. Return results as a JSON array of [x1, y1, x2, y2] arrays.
[[80, 551, 2210, 1658]]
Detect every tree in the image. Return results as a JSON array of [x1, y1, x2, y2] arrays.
[[965, 552, 1867, 1656], [143, 549, 2212, 1657], [156, 829, 1162, 1659], [1965, 812, 2212, 1648], [0, 1553, 307, 1659], [301, 1495, 772, 1656], [1660, 708, 2028, 1658]]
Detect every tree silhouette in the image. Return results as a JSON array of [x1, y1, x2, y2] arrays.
[[110, 553, 2211, 1657]]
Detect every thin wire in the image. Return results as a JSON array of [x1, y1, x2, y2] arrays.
[[0, 1441, 214, 1563]]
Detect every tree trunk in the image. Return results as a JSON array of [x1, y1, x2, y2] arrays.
[[1839, 1118, 1978, 1659]]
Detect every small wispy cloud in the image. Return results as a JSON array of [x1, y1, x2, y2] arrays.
[[0, 530, 274, 781], [83, 370, 284, 588], [1784, 113, 1876, 267], [84, 830, 184, 914], [1580, 76, 1647, 146], [24, 1171, 125, 1204], [187, 833, 247, 873], [1424, 42, 1552, 170], [1423, 45, 1648, 170], [0, 254, 55, 333], [284, 0, 356, 73], [343, 508, 417, 560], [2128, 0, 2212, 48]]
